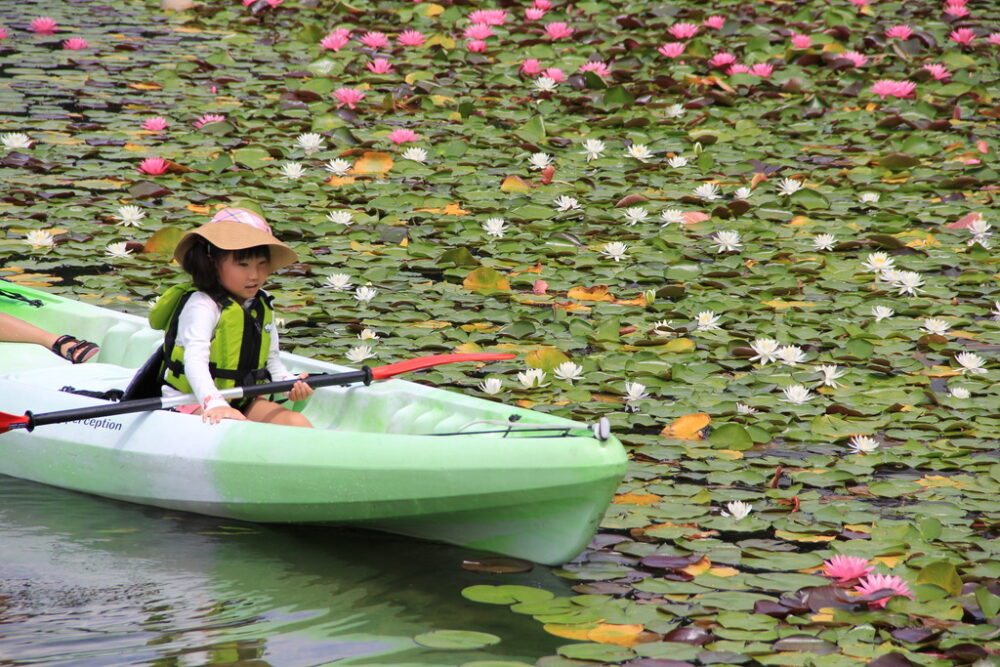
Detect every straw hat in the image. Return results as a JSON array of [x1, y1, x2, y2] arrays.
[[173, 208, 298, 270]]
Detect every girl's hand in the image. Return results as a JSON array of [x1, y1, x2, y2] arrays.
[[287, 373, 314, 402], [203, 405, 246, 425]]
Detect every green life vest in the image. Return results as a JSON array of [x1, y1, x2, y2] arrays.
[[149, 283, 274, 399]]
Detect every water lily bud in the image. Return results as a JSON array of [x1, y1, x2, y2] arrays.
[[643, 289, 656, 305], [782, 77, 804, 93], [692, 141, 703, 154]]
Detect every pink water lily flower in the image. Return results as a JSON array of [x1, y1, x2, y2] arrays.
[[708, 52, 736, 68], [525, 7, 545, 20], [990, 33, 1000, 46], [704, 15, 725, 30], [842, 51, 868, 67], [847, 0, 870, 7], [542, 67, 565, 82], [658, 42, 686, 58], [923, 63, 950, 81], [30, 17, 57, 34], [334, 88, 365, 109], [668, 22, 699, 39], [387, 128, 420, 145], [822, 555, 873, 583], [544, 22, 573, 40], [320, 30, 351, 51], [534, 0, 552, 8], [750, 63, 774, 77], [62, 37, 89, 50], [871, 79, 916, 98], [359, 31, 389, 49], [366, 59, 393, 74], [579, 61, 611, 78], [728, 63, 751, 74], [465, 24, 494, 40], [138, 157, 169, 175], [193, 113, 225, 129], [885, 25, 913, 40], [468, 9, 507, 25], [466, 39, 487, 52], [521, 58, 543, 75], [532, 279, 548, 295], [949, 28, 976, 45], [790, 33, 812, 49], [397, 29, 425, 46], [142, 117, 169, 132], [854, 573, 914, 608], [944, 2, 969, 17]]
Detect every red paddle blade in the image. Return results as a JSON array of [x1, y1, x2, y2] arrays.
[[370, 353, 516, 380], [0, 412, 30, 434]]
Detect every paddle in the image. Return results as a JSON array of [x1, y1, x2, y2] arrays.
[[0, 352, 516, 433]]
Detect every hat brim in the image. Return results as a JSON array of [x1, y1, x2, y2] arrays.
[[173, 221, 298, 270]]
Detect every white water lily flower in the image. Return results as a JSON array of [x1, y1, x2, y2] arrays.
[[667, 156, 688, 168], [346, 344, 376, 363], [694, 310, 721, 331], [736, 402, 757, 415], [528, 152, 553, 170], [478, 377, 503, 395], [401, 146, 428, 163], [872, 305, 894, 322], [104, 242, 132, 259], [1, 132, 31, 150], [694, 183, 720, 200], [553, 361, 584, 382], [624, 381, 649, 403], [782, 384, 813, 404], [652, 320, 676, 337], [353, 286, 378, 303], [622, 206, 649, 225], [859, 192, 880, 205], [861, 252, 894, 274], [817, 364, 846, 388], [358, 328, 379, 340], [534, 75, 558, 92], [778, 345, 807, 366], [848, 435, 879, 453], [968, 218, 991, 237], [955, 351, 987, 374], [482, 217, 507, 237], [626, 143, 652, 162], [280, 162, 305, 180], [274, 317, 287, 332], [296, 132, 324, 154], [813, 234, 835, 251], [517, 367, 547, 388], [327, 210, 354, 226], [25, 230, 54, 248], [554, 195, 580, 211], [894, 270, 925, 296], [948, 386, 971, 399], [663, 103, 685, 118], [599, 241, 629, 262], [750, 338, 780, 365], [324, 158, 352, 175], [324, 273, 353, 291], [710, 230, 742, 253], [581, 139, 605, 161], [733, 186, 753, 200], [992, 302, 1000, 322], [721, 500, 752, 520], [660, 209, 685, 225], [921, 318, 950, 336], [776, 178, 804, 196], [115, 205, 146, 227]]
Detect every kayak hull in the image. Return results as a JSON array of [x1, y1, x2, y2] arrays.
[[0, 282, 627, 564]]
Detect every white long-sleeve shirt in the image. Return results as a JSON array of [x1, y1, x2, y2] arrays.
[[161, 291, 295, 411]]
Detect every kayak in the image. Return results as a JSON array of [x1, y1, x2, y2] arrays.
[[0, 280, 627, 565]]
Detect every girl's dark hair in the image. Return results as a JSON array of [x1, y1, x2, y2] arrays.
[[181, 237, 271, 302]]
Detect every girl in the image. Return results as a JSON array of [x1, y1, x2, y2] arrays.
[[150, 208, 313, 427]]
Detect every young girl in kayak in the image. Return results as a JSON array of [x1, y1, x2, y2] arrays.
[[150, 208, 313, 427]]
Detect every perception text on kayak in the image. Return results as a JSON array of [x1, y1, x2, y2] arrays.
[[72, 418, 123, 432]]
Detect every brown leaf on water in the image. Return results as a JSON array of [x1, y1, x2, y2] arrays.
[[567, 285, 615, 301], [660, 413, 710, 440], [615, 194, 648, 207]]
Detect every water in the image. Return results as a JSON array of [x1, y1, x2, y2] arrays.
[[0, 476, 571, 666]]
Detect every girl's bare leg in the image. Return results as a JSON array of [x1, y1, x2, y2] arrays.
[[243, 397, 313, 428]]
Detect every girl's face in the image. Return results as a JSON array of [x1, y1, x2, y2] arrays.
[[217, 253, 270, 301]]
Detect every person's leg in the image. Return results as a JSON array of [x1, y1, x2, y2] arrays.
[[243, 397, 312, 428], [0, 313, 100, 362]]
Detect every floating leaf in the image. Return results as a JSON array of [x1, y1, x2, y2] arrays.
[[413, 630, 501, 650], [463, 267, 511, 292], [660, 414, 710, 440]]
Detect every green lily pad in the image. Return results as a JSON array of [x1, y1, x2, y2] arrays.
[[413, 630, 502, 650]]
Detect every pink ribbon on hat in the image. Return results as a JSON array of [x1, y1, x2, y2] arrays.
[[210, 208, 272, 234]]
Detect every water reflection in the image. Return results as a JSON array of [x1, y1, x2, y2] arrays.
[[0, 476, 570, 666]]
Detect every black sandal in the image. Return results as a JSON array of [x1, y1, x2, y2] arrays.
[[51, 334, 100, 364]]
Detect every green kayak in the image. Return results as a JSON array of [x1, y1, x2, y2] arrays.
[[0, 281, 627, 565]]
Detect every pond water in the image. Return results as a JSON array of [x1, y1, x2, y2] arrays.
[[0, 475, 570, 666]]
